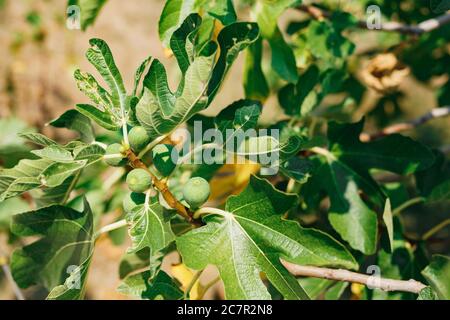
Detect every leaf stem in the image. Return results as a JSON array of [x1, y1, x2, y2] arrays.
[[184, 270, 203, 300], [393, 197, 425, 216], [92, 141, 107, 149], [310, 146, 336, 161], [193, 207, 230, 219], [138, 134, 167, 159], [95, 219, 128, 238], [198, 276, 221, 300], [62, 169, 82, 205], [102, 168, 126, 192], [122, 120, 130, 148], [282, 260, 427, 294], [177, 143, 221, 165], [422, 219, 450, 241]]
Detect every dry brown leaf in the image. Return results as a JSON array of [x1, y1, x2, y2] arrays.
[[361, 53, 410, 93]]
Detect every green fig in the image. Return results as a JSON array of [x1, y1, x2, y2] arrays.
[[129, 126, 151, 152], [182, 177, 210, 209], [126, 168, 152, 193], [104, 143, 126, 167]]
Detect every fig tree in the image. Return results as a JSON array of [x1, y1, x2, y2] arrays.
[[104, 143, 126, 167], [182, 177, 210, 209], [129, 126, 151, 152], [126, 168, 152, 193]]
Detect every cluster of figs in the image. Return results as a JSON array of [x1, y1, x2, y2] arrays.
[[104, 126, 210, 211]]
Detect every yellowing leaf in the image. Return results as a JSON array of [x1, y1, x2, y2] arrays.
[[171, 263, 204, 300], [209, 162, 260, 201]]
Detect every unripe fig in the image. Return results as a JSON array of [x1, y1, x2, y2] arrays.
[[151, 144, 177, 176], [182, 177, 210, 209], [129, 126, 151, 152], [126, 168, 152, 193], [123, 191, 146, 213], [104, 143, 126, 167]]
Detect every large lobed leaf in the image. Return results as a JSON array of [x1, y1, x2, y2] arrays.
[[178, 176, 357, 300], [10, 199, 94, 300], [304, 118, 435, 254], [0, 140, 103, 203], [136, 15, 259, 139]]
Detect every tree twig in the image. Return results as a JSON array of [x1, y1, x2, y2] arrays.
[[297, 4, 450, 35], [393, 197, 425, 216], [360, 106, 450, 141], [125, 149, 199, 225], [422, 219, 450, 241], [282, 260, 427, 294], [0, 254, 25, 300]]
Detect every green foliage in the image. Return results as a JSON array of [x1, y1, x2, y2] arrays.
[[127, 197, 175, 254], [178, 176, 356, 299], [0, 0, 448, 301], [11, 199, 94, 299], [123, 191, 146, 213], [129, 126, 151, 152]]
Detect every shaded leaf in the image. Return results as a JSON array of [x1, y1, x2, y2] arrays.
[[10, 199, 94, 298], [76, 104, 120, 131], [118, 270, 183, 300], [253, 0, 300, 82], [278, 65, 320, 116], [243, 37, 269, 101], [421, 255, 450, 300], [41, 160, 87, 188], [49, 109, 95, 143], [19, 132, 57, 147]]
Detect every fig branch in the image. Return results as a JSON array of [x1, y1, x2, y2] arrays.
[[282, 260, 427, 294], [0, 249, 25, 300], [125, 148, 198, 225], [360, 106, 450, 142], [297, 4, 450, 35]]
